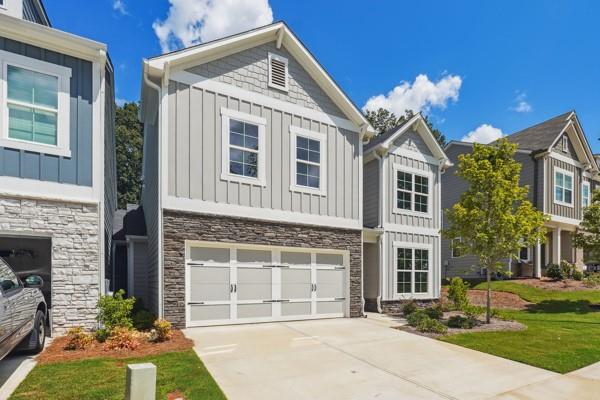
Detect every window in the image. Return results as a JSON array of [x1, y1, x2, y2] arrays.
[[583, 181, 591, 208], [0, 50, 71, 157], [395, 244, 430, 296], [562, 135, 569, 152], [519, 247, 530, 262], [220, 108, 266, 186], [393, 165, 431, 215], [554, 168, 573, 206], [290, 126, 327, 195], [0, 258, 20, 293], [451, 237, 462, 258], [268, 53, 289, 92]]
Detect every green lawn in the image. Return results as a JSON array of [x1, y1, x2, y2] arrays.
[[10, 350, 226, 400], [441, 281, 600, 373]]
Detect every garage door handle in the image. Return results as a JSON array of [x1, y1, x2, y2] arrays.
[[188, 262, 205, 266]]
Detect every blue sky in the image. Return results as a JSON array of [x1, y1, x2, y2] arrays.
[[47, 0, 600, 151]]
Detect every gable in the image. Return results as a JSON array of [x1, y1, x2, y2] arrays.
[[392, 130, 433, 157], [549, 120, 597, 170], [185, 41, 344, 118]]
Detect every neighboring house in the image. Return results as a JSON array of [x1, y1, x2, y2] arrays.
[[140, 22, 375, 328], [362, 114, 452, 313], [0, 0, 116, 334], [442, 111, 600, 279]]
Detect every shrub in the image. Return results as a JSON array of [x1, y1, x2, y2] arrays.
[[149, 319, 173, 342], [561, 260, 575, 279], [447, 315, 477, 329], [545, 263, 563, 280], [583, 272, 600, 288], [95, 328, 110, 343], [406, 310, 429, 327], [572, 269, 584, 281], [64, 327, 94, 350], [416, 318, 448, 334], [447, 277, 470, 310], [424, 303, 443, 320], [133, 310, 156, 331], [463, 305, 484, 319], [96, 289, 135, 332], [104, 327, 141, 351], [402, 300, 418, 317]]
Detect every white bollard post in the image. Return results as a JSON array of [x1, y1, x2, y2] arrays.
[[125, 363, 157, 400]]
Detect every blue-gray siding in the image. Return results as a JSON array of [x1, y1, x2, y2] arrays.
[[0, 36, 93, 187], [104, 62, 117, 275], [363, 159, 379, 228], [22, 0, 48, 26]]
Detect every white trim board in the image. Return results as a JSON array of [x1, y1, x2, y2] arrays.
[[382, 223, 440, 237], [0, 176, 96, 203]]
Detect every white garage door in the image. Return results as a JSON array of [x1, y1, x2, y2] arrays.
[[186, 243, 348, 327]]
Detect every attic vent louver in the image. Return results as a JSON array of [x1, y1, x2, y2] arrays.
[[268, 53, 289, 92]]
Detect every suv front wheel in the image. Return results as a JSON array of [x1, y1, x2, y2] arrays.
[[22, 309, 46, 353]]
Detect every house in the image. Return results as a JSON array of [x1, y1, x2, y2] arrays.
[[0, 0, 116, 334], [442, 111, 600, 279], [362, 114, 452, 313], [139, 22, 375, 328]]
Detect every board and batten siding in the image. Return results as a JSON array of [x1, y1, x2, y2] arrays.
[[363, 159, 379, 228], [546, 155, 581, 220], [0, 36, 93, 187], [166, 81, 360, 221]]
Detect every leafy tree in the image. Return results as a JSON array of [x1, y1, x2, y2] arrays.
[[443, 139, 547, 323], [115, 102, 143, 209], [573, 189, 600, 262], [364, 108, 446, 146]]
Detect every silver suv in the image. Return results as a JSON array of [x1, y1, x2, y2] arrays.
[[0, 257, 47, 361]]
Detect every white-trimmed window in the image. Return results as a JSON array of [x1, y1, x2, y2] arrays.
[[0, 50, 71, 157], [393, 164, 431, 215], [554, 167, 574, 207], [582, 181, 591, 208], [395, 244, 430, 296], [290, 126, 327, 195], [519, 247, 530, 262], [451, 237, 462, 258], [268, 53, 289, 92], [220, 107, 266, 186], [562, 135, 569, 152]]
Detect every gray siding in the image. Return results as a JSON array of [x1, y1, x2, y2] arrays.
[[133, 241, 149, 303], [393, 130, 433, 157], [363, 159, 379, 227], [104, 63, 117, 277], [0, 36, 93, 186], [363, 242, 379, 299], [166, 81, 360, 220], [22, 0, 47, 25], [186, 42, 344, 118], [546, 155, 581, 220]]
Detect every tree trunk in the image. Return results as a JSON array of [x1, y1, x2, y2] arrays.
[[486, 268, 492, 324]]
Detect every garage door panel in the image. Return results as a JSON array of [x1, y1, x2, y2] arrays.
[[237, 268, 272, 301], [281, 269, 311, 299], [190, 247, 229, 263], [237, 303, 272, 319], [281, 301, 311, 316], [190, 267, 230, 302], [316, 269, 345, 299], [237, 249, 271, 263], [316, 253, 344, 266], [317, 301, 344, 315], [190, 304, 230, 321], [281, 252, 311, 265]]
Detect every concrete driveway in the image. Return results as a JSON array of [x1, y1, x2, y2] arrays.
[[185, 315, 599, 400]]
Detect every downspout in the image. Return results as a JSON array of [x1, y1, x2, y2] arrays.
[[372, 150, 384, 313]]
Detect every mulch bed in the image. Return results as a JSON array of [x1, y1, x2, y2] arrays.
[[37, 330, 193, 364], [510, 277, 596, 291], [441, 287, 532, 310]]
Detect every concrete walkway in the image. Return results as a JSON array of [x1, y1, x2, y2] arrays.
[[186, 316, 586, 400]]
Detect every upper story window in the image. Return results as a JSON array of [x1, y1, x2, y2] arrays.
[[220, 108, 266, 186], [396, 245, 430, 295], [290, 126, 327, 195], [554, 167, 573, 207], [393, 164, 431, 215], [582, 181, 591, 208], [268, 53, 289, 92], [451, 237, 462, 258], [562, 135, 569, 152], [0, 50, 72, 157]]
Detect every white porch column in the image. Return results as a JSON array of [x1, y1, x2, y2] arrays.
[[535, 239, 542, 278], [552, 227, 562, 265]]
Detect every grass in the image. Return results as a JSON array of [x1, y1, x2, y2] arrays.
[[441, 281, 600, 373], [10, 350, 226, 400]]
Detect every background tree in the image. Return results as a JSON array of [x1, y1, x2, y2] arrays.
[[115, 102, 143, 209], [443, 139, 547, 322], [573, 189, 600, 262], [364, 108, 446, 146]]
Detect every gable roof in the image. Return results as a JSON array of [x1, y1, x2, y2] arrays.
[[113, 205, 147, 241], [500, 111, 573, 152], [142, 21, 374, 137]]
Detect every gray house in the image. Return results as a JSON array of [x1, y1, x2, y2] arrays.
[[140, 22, 375, 328], [0, 0, 116, 334], [442, 111, 600, 279], [362, 114, 452, 313]]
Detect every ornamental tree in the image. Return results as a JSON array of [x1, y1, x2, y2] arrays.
[[573, 189, 600, 262], [443, 139, 547, 323]]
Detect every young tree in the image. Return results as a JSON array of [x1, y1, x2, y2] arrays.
[[573, 189, 600, 261], [115, 102, 143, 209], [364, 108, 447, 147], [443, 139, 547, 323]]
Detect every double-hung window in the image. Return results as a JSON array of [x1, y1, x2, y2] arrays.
[[0, 50, 71, 157], [221, 108, 266, 186], [394, 165, 431, 215], [290, 126, 327, 195], [582, 181, 591, 208], [554, 167, 573, 207], [396, 244, 430, 296]]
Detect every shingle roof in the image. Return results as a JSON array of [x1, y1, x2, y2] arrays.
[[500, 111, 573, 152], [363, 117, 414, 153], [113, 204, 147, 241]]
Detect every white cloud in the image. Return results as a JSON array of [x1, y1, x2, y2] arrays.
[[113, 0, 128, 15], [116, 98, 128, 107], [153, 0, 274, 53], [512, 92, 532, 113], [461, 124, 505, 144], [363, 74, 462, 116]]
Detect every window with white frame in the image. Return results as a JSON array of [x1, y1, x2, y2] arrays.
[[220, 108, 266, 186], [290, 126, 327, 195], [451, 237, 462, 258], [394, 166, 430, 214], [562, 135, 569, 152], [0, 50, 71, 157], [582, 181, 591, 208], [396, 246, 430, 295], [554, 168, 573, 206], [519, 247, 530, 262]]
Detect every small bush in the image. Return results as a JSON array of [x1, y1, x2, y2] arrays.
[[149, 319, 173, 342], [424, 303, 443, 320], [96, 289, 135, 332], [416, 318, 448, 334], [402, 300, 418, 317], [406, 310, 429, 327], [104, 327, 141, 351], [545, 263, 563, 280], [95, 328, 110, 343], [447, 277, 470, 310], [64, 327, 94, 350], [561, 260, 575, 279], [133, 310, 156, 331], [463, 305, 484, 319], [583, 272, 600, 288], [447, 315, 477, 329]]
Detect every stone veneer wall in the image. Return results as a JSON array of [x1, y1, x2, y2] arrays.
[[163, 210, 362, 328], [0, 196, 100, 334]]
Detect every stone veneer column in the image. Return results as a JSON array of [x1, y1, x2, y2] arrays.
[[162, 210, 363, 329]]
